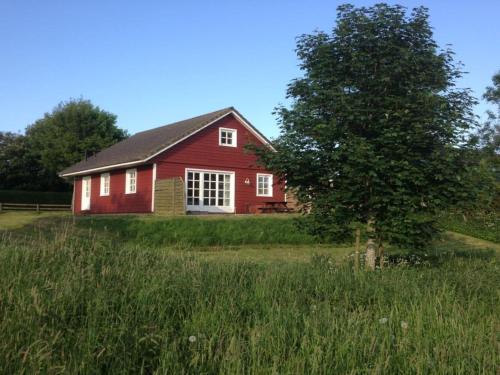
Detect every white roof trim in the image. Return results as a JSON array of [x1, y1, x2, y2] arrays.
[[231, 111, 276, 152], [60, 110, 275, 177], [143, 112, 235, 162], [60, 160, 144, 177]]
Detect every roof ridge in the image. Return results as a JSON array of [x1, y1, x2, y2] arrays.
[[134, 107, 234, 136]]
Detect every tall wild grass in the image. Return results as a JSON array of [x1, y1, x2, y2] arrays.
[[0, 224, 498, 373]]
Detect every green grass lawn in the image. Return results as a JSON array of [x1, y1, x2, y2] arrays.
[[0, 211, 71, 230], [0, 212, 498, 373], [76, 214, 317, 247]]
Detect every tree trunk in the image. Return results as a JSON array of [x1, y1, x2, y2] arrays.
[[365, 238, 376, 271], [354, 228, 361, 271], [378, 241, 385, 270]]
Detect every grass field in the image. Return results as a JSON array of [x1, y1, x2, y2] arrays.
[[0, 211, 71, 230], [0, 213, 498, 373], [439, 211, 499, 243]]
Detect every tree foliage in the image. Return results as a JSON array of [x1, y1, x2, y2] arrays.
[[479, 72, 500, 159], [472, 71, 500, 210], [0, 132, 43, 190], [0, 98, 127, 191], [255, 4, 480, 249]]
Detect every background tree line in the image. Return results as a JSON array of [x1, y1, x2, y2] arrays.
[[0, 99, 128, 191]]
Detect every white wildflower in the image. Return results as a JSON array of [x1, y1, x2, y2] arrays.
[[188, 335, 197, 343], [401, 321, 409, 330], [379, 317, 388, 324]]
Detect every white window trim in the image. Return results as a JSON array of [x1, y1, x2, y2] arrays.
[[256, 173, 273, 197], [125, 168, 137, 194], [219, 127, 237, 147], [100, 173, 110, 196]]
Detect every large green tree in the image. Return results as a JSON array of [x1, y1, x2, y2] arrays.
[[255, 4, 479, 265], [25, 98, 128, 190]]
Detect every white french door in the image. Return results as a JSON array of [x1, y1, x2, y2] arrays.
[[81, 176, 91, 210], [186, 169, 234, 213]]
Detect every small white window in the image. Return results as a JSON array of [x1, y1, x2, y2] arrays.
[[125, 168, 137, 194], [219, 128, 237, 147], [100, 173, 110, 196], [257, 173, 273, 197]]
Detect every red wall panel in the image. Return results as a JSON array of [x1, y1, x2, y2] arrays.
[[74, 165, 153, 215]]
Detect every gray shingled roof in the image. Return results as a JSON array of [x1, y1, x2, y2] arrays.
[[60, 107, 270, 176]]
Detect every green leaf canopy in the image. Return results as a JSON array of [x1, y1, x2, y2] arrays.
[[256, 4, 481, 248]]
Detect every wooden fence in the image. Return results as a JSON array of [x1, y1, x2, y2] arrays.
[[154, 177, 185, 215], [0, 203, 72, 212]]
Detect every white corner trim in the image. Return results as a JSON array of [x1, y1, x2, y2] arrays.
[[151, 163, 157, 212], [60, 109, 275, 177], [72, 178, 75, 214]]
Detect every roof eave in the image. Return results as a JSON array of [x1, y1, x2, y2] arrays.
[[59, 160, 145, 177]]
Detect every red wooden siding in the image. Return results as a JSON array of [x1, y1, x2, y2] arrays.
[[74, 165, 153, 214], [151, 114, 285, 213]]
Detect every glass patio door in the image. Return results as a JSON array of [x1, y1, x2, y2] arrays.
[[186, 170, 234, 212]]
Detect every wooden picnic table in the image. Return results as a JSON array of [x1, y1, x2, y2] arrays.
[[257, 201, 293, 214]]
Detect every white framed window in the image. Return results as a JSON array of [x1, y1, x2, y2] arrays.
[[125, 168, 137, 194], [219, 128, 237, 147], [100, 173, 110, 196], [257, 173, 273, 197]]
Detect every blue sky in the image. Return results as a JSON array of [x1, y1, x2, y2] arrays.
[[1, 0, 498, 139]]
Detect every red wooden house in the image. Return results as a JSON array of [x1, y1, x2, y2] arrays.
[[60, 107, 285, 215]]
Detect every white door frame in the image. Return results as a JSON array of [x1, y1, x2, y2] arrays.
[[185, 168, 235, 213], [81, 176, 91, 211]]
